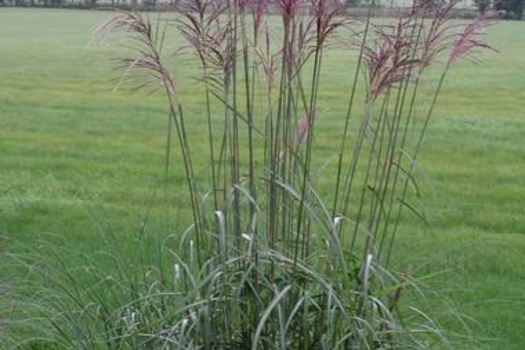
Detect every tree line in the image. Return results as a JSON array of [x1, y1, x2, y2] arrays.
[[0, 0, 522, 20], [0, 0, 166, 8]]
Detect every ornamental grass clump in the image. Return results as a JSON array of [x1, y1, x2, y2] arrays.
[[4, 1, 494, 349]]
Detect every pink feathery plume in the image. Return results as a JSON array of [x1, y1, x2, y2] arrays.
[[94, 12, 176, 96], [448, 15, 496, 67], [94, 11, 151, 43], [419, 0, 459, 68], [363, 18, 420, 102], [312, 0, 345, 48]]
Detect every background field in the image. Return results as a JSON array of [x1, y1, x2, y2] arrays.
[[1, 8, 524, 349]]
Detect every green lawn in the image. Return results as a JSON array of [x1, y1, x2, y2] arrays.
[[1, 8, 525, 349]]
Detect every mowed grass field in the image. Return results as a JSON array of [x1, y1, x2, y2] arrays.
[[1, 8, 525, 349]]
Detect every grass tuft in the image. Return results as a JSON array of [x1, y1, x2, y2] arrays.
[[0, 3, 503, 350]]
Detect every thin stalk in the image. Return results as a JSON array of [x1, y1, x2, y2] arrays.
[[339, 101, 373, 240], [241, 10, 256, 233], [231, 5, 241, 249], [165, 92, 202, 266], [349, 95, 389, 256], [376, 75, 421, 262], [270, 16, 291, 252], [265, 78, 275, 252], [332, 8, 372, 222], [366, 15, 425, 258], [281, 18, 297, 258], [204, 69, 219, 212], [384, 69, 448, 268], [294, 46, 323, 265]]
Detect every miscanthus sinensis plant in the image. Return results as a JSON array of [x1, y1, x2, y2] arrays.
[[3, 1, 494, 349]]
